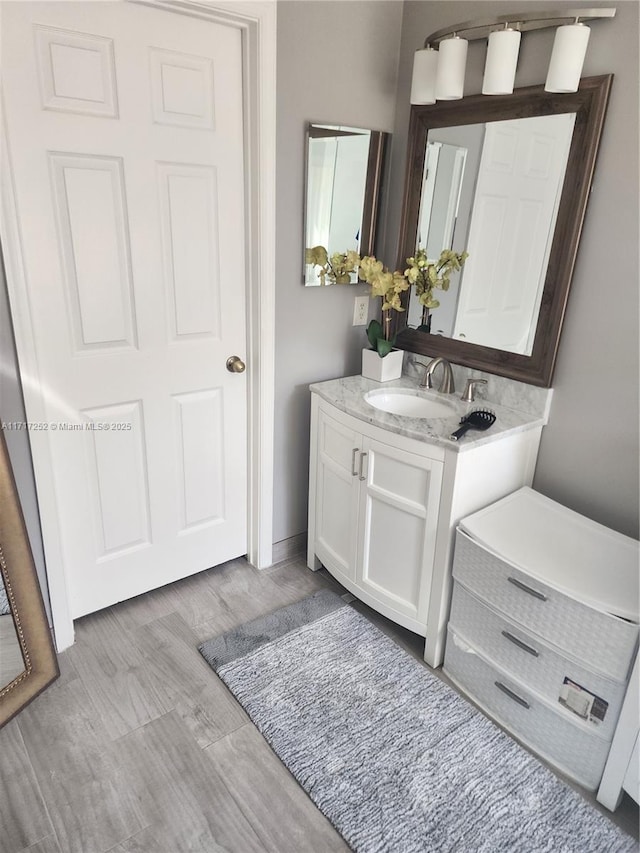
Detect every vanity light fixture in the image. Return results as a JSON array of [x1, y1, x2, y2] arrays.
[[545, 21, 591, 92], [434, 35, 468, 101], [482, 25, 522, 95], [410, 46, 438, 104], [409, 8, 615, 105]]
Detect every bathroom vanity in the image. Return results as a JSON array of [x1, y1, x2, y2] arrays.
[[307, 374, 549, 667]]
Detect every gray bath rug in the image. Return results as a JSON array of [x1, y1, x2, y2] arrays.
[[199, 589, 635, 853]]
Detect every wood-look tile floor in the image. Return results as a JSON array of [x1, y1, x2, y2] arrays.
[[1, 556, 637, 852]]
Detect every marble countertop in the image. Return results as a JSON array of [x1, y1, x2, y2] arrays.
[[309, 375, 548, 452]]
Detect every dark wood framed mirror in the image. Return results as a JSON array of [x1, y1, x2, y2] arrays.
[[395, 75, 612, 386], [0, 431, 58, 728]]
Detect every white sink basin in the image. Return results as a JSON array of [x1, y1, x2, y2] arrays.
[[365, 389, 456, 419]]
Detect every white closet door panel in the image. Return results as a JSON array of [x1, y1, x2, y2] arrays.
[[49, 153, 137, 350], [158, 163, 221, 340], [2, 2, 248, 617], [454, 114, 575, 353], [173, 389, 225, 531], [83, 401, 151, 557]]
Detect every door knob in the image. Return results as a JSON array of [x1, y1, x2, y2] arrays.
[[226, 355, 246, 373]]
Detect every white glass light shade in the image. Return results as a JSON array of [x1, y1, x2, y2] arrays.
[[482, 28, 521, 95], [545, 23, 590, 93], [410, 47, 438, 105], [435, 36, 468, 100]]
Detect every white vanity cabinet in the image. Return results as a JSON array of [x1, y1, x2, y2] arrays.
[[309, 398, 444, 635], [307, 388, 544, 667]]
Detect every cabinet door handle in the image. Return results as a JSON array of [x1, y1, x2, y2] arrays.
[[351, 448, 359, 477], [507, 576, 548, 601], [501, 630, 540, 658], [358, 451, 368, 481], [494, 681, 530, 709]]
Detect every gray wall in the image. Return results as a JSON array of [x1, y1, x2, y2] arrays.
[[385, 1, 639, 538], [274, 1, 403, 543]]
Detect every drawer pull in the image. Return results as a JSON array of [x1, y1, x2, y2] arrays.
[[501, 630, 540, 658], [358, 451, 368, 481], [507, 576, 548, 601], [351, 448, 359, 477], [494, 681, 530, 709]]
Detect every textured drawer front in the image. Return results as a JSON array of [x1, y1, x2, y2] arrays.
[[444, 628, 611, 790], [449, 582, 626, 741], [453, 531, 638, 682]]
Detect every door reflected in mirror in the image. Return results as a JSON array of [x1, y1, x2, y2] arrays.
[[303, 123, 387, 285], [407, 112, 576, 354]]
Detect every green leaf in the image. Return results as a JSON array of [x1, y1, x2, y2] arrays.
[[376, 336, 395, 358], [366, 319, 383, 349]]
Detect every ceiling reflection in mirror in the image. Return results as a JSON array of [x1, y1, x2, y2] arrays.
[[304, 123, 386, 285], [407, 112, 576, 355]]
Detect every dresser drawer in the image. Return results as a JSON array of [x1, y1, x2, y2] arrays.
[[449, 582, 627, 742], [453, 530, 638, 682], [444, 627, 611, 790]]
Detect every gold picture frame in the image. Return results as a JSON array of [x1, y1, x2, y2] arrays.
[[0, 431, 58, 727]]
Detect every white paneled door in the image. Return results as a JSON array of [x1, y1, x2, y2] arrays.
[[453, 113, 575, 354], [1, 2, 248, 618]]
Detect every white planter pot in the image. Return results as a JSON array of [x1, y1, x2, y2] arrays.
[[361, 348, 403, 382]]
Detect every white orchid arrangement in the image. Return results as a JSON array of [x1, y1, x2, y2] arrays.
[[357, 255, 409, 356], [305, 245, 468, 356]]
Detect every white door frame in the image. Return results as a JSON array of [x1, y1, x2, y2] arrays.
[[0, 0, 276, 651]]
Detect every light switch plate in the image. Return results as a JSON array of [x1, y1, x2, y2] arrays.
[[353, 295, 369, 326]]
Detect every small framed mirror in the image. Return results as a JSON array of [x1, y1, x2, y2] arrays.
[[303, 123, 387, 285], [395, 76, 613, 386]]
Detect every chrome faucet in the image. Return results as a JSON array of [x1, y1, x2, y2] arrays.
[[460, 378, 488, 403], [419, 357, 455, 394]]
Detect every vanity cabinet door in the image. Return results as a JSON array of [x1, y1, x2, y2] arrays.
[[357, 437, 444, 629], [313, 407, 361, 581]]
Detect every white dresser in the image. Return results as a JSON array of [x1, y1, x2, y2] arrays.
[[444, 487, 639, 791]]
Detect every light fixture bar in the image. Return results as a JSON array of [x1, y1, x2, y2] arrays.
[[422, 8, 615, 48]]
